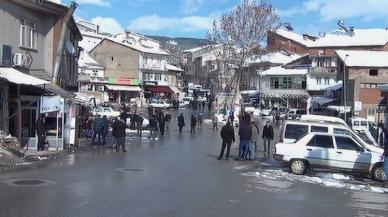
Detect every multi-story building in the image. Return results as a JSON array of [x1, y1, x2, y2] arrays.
[[0, 0, 81, 150]]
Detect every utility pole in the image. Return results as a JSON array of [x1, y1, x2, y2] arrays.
[[343, 54, 349, 122]]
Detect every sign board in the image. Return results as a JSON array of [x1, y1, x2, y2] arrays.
[[40, 95, 63, 113], [354, 101, 362, 111], [108, 77, 139, 85]]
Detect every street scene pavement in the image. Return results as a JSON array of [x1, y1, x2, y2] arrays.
[[0, 110, 387, 217]]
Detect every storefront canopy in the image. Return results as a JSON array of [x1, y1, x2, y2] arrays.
[[40, 83, 75, 100], [261, 89, 310, 100], [0, 67, 49, 85], [145, 86, 174, 94], [105, 84, 141, 92]]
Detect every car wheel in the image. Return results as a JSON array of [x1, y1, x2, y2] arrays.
[[372, 164, 387, 182], [290, 159, 308, 175]]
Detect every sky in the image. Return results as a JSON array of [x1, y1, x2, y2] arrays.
[[57, 0, 388, 38]]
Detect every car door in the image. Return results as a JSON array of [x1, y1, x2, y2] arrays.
[[304, 134, 337, 168], [333, 135, 372, 171]]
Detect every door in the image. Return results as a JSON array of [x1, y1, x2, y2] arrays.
[[334, 135, 372, 171], [305, 134, 337, 168]]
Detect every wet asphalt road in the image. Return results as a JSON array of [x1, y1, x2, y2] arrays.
[[0, 110, 387, 217]]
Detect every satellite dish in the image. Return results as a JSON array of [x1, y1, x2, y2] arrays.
[[65, 41, 75, 54]]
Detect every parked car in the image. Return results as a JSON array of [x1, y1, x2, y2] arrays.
[[149, 100, 172, 109], [261, 106, 288, 117], [179, 98, 191, 108], [92, 107, 120, 118], [286, 109, 307, 120], [274, 132, 386, 182]]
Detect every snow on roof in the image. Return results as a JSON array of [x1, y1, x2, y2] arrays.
[[166, 64, 183, 72], [79, 30, 107, 52], [47, 0, 65, 6], [276, 28, 388, 48], [246, 51, 302, 65], [183, 45, 213, 53], [112, 32, 168, 55], [336, 50, 388, 67], [260, 66, 307, 76], [0, 67, 49, 85], [78, 51, 104, 69]]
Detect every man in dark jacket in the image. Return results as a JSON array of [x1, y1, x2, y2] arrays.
[[159, 113, 166, 136], [237, 121, 252, 160], [102, 115, 109, 147], [92, 115, 104, 148], [35, 115, 46, 151], [190, 115, 197, 134], [112, 117, 127, 152], [262, 121, 274, 154], [218, 121, 235, 160], [178, 113, 185, 133], [148, 115, 158, 139]]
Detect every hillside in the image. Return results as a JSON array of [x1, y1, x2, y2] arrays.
[[146, 35, 209, 50]]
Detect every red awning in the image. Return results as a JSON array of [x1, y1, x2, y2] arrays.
[[145, 86, 173, 94]]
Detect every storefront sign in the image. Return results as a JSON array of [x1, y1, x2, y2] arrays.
[[354, 101, 362, 111], [108, 77, 139, 85], [40, 96, 63, 113]]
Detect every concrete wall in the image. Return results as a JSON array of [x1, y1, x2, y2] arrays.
[[90, 40, 140, 79], [267, 31, 309, 55]]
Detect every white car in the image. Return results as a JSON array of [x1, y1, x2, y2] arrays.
[[149, 100, 172, 109], [274, 132, 386, 182], [179, 99, 190, 108], [92, 107, 120, 118]]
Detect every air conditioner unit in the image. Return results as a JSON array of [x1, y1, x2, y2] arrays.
[[13, 53, 27, 67]]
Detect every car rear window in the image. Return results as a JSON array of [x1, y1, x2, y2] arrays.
[[311, 126, 328, 133], [284, 124, 309, 141]]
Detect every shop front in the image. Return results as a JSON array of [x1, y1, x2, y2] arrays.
[[106, 77, 141, 103]]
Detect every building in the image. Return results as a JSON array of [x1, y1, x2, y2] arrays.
[[0, 0, 82, 150], [336, 50, 388, 122]]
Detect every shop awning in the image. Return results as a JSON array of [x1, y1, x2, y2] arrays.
[[145, 86, 173, 94], [261, 89, 310, 99], [105, 84, 141, 92], [311, 97, 336, 106], [0, 67, 49, 85], [40, 83, 75, 100]]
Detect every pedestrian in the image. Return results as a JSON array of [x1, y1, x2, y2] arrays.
[[218, 121, 235, 160], [197, 113, 203, 131], [212, 114, 218, 130], [384, 133, 388, 180], [262, 120, 274, 154], [165, 112, 172, 129], [149, 115, 158, 139], [249, 121, 259, 160], [237, 120, 252, 160], [379, 124, 386, 148], [190, 115, 197, 134], [112, 116, 127, 152], [135, 114, 144, 138], [178, 113, 185, 133], [229, 107, 235, 124], [35, 115, 46, 151], [202, 100, 206, 110], [102, 115, 109, 147], [120, 104, 127, 124], [91, 115, 104, 148], [159, 113, 166, 136]]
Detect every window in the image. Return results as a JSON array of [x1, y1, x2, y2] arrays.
[[107, 56, 114, 62], [360, 121, 367, 126], [335, 136, 363, 151], [307, 135, 334, 148], [19, 18, 37, 49], [369, 69, 378, 76], [368, 109, 376, 117], [324, 78, 330, 85], [311, 126, 328, 133], [334, 128, 352, 136], [155, 73, 161, 81], [284, 124, 309, 141], [316, 77, 322, 85], [270, 77, 279, 89], [354, 121, 360, 126]]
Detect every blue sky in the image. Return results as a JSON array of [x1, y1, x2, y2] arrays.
[[59, 0, 388, 38]]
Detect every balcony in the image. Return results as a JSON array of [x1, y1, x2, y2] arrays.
[[309, 67, 337, 76]]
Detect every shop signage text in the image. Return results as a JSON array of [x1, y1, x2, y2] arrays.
[[108, 77, 139, 85], [40, 95, 63, 113]]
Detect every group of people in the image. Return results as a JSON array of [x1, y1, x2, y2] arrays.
[[148, 110, 172, 139], [218, 113, 274, 161]]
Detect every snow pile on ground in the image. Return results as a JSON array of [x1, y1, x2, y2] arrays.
[[242, 169, 388, 194]]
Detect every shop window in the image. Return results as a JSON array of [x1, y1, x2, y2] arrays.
[[316, 77, 322, 85], [369, 69, 378, 76]]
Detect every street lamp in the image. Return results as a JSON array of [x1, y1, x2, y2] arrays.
[[343, 54, 349, 122]]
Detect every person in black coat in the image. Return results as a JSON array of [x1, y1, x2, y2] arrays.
[[190, 115, 197, 134], [112, 117, 127, 152], [177, 113, 185, 133], [35, 115, 46, 151], [159, 113, 166, 136], [262, 121, 274, 154], [218, 121, 235, 160]]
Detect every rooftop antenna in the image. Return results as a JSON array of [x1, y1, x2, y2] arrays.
[[283, 23, 294, 31], [337, 19, 349, 33]]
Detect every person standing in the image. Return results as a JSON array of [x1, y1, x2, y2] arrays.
[[384, 133, 388, 179], [159, 113, 166, 136], [135, 114, 144, 138], [91, 115, 104, 148], [178, 113, 185, 133], [237, 120, 252, 160], [262, 121, 274, 154], [148, 115, 158, 139], [197, 113, 203, 131], [190, 115, 197, 134], [102, 115, 109, 148], [35, 115, 46, 151], [112, 117, 127, 152], [202, 100, 206, 110], [218, 121, 235, 160], [165, 112, 172, 129], [212, 114, 218, 130], [249, 121, 259, 160]]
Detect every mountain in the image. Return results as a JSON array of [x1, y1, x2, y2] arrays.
[[146, 35, 209, 50]]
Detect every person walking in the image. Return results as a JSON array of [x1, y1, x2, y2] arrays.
[[237, 120, 252, 160], [218, 121, 235, 160], [112, 116, 127, 152], [159, 113, 166, 136], [91, 115, 104, 148], [135, 114, 144, 138], [262, 120, 274, 154], [190, 115, 197, 134], [178, 113, 185, 133], [249, 121, 259, 160], [202, 101, 206, 110], [102, 115, 109, 148], [165, 112, 172, 129], [212, 114, 218, 130], [35, 115, 46, 151], [384, 132, 388, 180], [197, 113, 203, 131], [148, 115, 158, 139]]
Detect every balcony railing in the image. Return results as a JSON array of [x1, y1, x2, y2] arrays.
[[309, 67, 337, 75]]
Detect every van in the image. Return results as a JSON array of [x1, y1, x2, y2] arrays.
[[286, 109, 307, 120]]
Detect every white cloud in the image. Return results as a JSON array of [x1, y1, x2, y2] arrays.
[[127, 14, 215, 33], [75, 0, 111, 7], [91, 17, 123, 34], [277, 0, 388, 22], [181, 0, 228, 15]]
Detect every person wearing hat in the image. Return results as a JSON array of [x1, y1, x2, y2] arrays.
[[262, 120, 274, 154]]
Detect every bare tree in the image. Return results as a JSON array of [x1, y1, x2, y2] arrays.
[[207, 0, 279, 107], [164, 40, 184, 67]]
